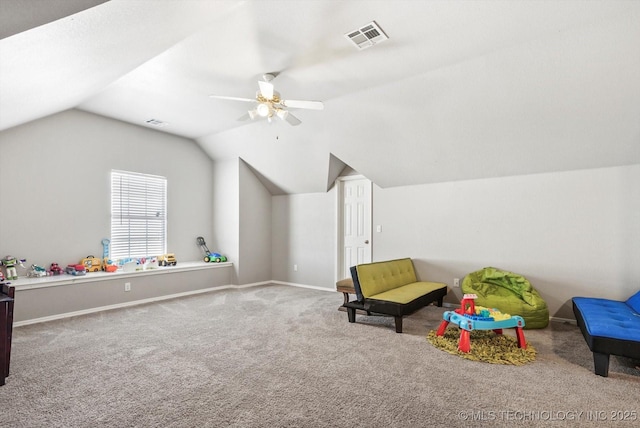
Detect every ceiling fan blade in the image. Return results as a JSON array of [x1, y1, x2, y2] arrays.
[[281, 99, 324, 110], [258, 80, 274, 100], [237, 113, 251, 121], [210, 95, 256, 103], [284, 112, 302, 126]]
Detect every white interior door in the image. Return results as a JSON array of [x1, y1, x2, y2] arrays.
[[338, 177, 372, 280]]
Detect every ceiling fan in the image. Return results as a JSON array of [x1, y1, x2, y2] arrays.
[[209, 73, 323, 126]]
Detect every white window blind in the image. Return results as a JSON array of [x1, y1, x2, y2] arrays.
[[111, 170, 167, 259]]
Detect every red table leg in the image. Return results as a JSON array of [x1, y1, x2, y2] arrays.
[[436, 320, 450, 336], [458, 329, 471, 352], [515, 327, 527, 349]]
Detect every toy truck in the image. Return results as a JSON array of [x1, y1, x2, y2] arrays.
[[102, 258, 118, 272], [158, 254, 177, 266]]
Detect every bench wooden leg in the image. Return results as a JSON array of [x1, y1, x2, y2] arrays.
[[347, 307, 356, 323], [394, 316, 403, 333], [342, 292, 350, 306], [593, 352, 610, 377]]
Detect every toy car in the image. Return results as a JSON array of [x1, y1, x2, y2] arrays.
[[27, 264, 50, 278], [66, 264, 87, 276], [49, 263, 63, 275], [158, 254, 177, 266], [81, 255, 102, 272]]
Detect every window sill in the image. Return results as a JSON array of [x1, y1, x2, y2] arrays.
[[10, 261, 233, 291]]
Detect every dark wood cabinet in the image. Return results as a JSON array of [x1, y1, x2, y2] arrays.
[[1, 283, 14, 386]]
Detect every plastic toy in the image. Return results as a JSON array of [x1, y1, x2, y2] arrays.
[[99, 238, 118, 271], [101, 238, 110, 260], [158, 254, 177, 266], [1, 256, 26, 280], [146, 257, 158, 269], [65, 264, 87, 276], [27, 264, 50, 278], [0, 271, 7, 285], [102, 258, 117, 272], [135, 257, 148, 271], [196, 236, 227, 263], [122, 260, 137, 272], [81, 255, 102, 272], [436, 294, 527, 353], [49, 263, 63, 275]]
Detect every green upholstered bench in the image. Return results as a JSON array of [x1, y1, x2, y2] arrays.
[[345, 258, 448, 333]]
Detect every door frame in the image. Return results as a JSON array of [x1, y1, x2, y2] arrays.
[[335, 174, 372, 283]]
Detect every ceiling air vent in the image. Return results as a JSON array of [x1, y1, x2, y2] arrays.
[[345, 21, 388, 50]]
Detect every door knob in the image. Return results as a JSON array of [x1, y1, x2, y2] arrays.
[[364, 240, 369, 244]]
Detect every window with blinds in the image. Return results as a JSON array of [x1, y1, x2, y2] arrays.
[[110, 170, 167, 260]]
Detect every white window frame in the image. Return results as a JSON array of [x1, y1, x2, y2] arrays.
[[110, 170, 167, 260]]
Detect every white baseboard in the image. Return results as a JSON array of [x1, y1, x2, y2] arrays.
[[14, 283, 268, 327], [550, 316, 577, 325], [271, 280, 335, 292]]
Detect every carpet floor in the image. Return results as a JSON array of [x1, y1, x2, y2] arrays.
[[1, 284, 638, 427]]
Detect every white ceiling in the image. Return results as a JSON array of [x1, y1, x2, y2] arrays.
[[1, 0, 639, 194]]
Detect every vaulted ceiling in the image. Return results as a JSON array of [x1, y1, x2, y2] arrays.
[[2, 0, 639, 194]]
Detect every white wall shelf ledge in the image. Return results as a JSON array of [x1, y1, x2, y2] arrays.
[[12, 261, 235, 324], [10, 261, 233, 291]]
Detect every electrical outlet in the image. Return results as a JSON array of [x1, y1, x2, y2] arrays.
[[124, 282, 131, 292], [294, 264, 298, 272], [453, 278, 460, 288]]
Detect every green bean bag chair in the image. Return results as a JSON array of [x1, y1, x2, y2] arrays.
[[461, 267, 549, 329]]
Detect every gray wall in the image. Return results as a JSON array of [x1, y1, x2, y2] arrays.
[[211, 158, 272, 285], [212, 158, 239, 283], [3, 109, 638, 323], [14, 266, 233, 322], [271, 189, 337, 288], [238, 159, 272, 284], [373, 165, 640, 319], [270, 164, 640, 320], [0, 109, 213, 266]]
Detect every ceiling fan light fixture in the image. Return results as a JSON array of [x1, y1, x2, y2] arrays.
[[210, 72, 323, 126], [256, 103, 270, 117], [276, 109, 288, 120]]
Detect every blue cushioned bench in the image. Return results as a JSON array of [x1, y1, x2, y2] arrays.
[[572, 291, 640, 377]]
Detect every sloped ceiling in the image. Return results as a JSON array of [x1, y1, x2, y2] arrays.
[[1, 0, 639, 194]]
